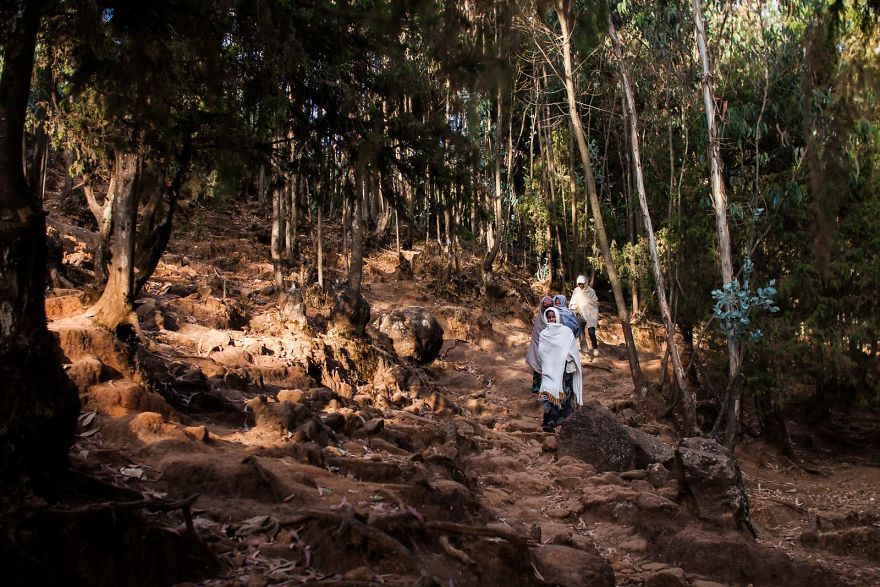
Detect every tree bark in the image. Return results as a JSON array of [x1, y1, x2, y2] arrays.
[[348, 173, 365, 297], [333, 170, 370, 337], [86, 152, 140, 330], [0, 0, 79, 492], [133, 140, 191, 296], [271, 174, 285, 288], [317, 202, 324, 290], [609, 17, 695, 431], [555, 1, 644, 390], [692, 0, 741, 445], [84, 170, 118, 285]]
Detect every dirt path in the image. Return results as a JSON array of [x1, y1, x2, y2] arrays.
[[42, 236, 880, 586], [369, 274, 880, 586]]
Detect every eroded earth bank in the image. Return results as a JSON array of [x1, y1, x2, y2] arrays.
[[16, 211, 880, 587]]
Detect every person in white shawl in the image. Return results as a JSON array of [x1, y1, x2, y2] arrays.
[[538, 307, 583, 431], [525, 296, 554, 394], [569, 274, 600, 357]]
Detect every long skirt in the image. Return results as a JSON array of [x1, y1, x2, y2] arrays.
[[531, 370, 542, 394], [541, 371, 574, 430]]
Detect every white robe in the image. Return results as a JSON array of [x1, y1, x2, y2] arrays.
[[538, 319, 583, 405], [525, 312, 546, 372], [569, 286, 599, 328]]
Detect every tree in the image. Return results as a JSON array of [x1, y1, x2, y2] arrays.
[[0, 0, 79, 493], [608, 12, 695, 431], [692, 0, 742, 446], [553, 0, 645, 391]]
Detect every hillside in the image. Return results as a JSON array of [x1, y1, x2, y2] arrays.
[[15, 202, 876, 587]]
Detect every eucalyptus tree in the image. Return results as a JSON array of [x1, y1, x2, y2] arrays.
[[608, 13, 695, 430], [547, 0, 645, 390]]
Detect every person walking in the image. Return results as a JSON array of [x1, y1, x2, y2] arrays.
[[525, 296, 554, 394], [537, 307, 583, 432], [552, 294, 580, 339], [569, 275, 600, 357]]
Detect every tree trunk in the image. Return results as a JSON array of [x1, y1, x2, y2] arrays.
[[26, 67, 51, 203], [285, 174, 297, 265], [271, 175, 285, 289], [87, 152, 140, 331], [555, 1, 644, 390], [692, 0, 741, 445], [134, 139, 191, 296], [317, 202, 324, 290], [350, 173, 365, 293], [609, 17, 695, 431], [333, 171, 370, 337], [0, 0, 79, 492], [84, 170, 118, 286]]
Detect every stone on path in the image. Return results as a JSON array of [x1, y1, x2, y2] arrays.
[[374, 306, 444, 364], [675, 437, 749, 526], [556, 401, 636, 472]]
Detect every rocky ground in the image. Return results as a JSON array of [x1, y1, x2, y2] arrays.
[[30, 203, 880, 586]]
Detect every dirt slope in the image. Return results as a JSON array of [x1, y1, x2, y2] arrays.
[[41, 215, 880, 586]]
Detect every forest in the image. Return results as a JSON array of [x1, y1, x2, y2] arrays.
[[2, 0, 879, 586]]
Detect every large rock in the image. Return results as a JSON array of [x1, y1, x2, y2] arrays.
[[433, 306, 492, 344], [530, 544, 615, 587], [374, 306, 443, 364], [675, 437, 749, 525], [557, 402, 636, 472], [626, 426, 675, 468]]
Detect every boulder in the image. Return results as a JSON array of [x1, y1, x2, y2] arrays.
[[530, 544, 615, 587], [557, 401, 636, 472], [626, 426, 675, 468], [433, 306, 492, 344], [374, 306, 443, 364], [675, 437, 749, 525], [646, 463, 673, 488]]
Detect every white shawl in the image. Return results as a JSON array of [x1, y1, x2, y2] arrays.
[[570, 285, 599, 328], [525, 312, 545, 372], [538, 308, 583, 405], [525, 297, 553, 372]]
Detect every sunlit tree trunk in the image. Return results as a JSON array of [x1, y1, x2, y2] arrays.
[[0, 0, 79, 491], [87, 152, 140, 330], [271, 173, 285, 288], [692, 0, 741, 445], [609, 17, 695, 431], [556, 0, 644, 390]]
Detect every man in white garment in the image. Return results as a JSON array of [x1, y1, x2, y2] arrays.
[[569, 275, 600, 357]]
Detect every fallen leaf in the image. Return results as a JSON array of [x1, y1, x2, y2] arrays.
[[235, 514, 279, 538], [77, 427, 101, 438], [531, 561, 545, 582], [120, 466, 144, 479], [79, 410, 97, 428]]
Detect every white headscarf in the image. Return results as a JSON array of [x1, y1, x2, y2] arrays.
[[570, 282, 599, 328], [538, 308, 583, 405]]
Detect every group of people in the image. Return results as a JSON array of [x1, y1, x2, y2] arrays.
[[525, 275, 600, 432]]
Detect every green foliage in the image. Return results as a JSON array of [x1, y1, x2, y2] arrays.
[[711, 257, 780, 342]]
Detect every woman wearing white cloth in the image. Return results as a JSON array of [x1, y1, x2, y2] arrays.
[[538, 307, 584, 432], [569, 274, 600, 356]]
